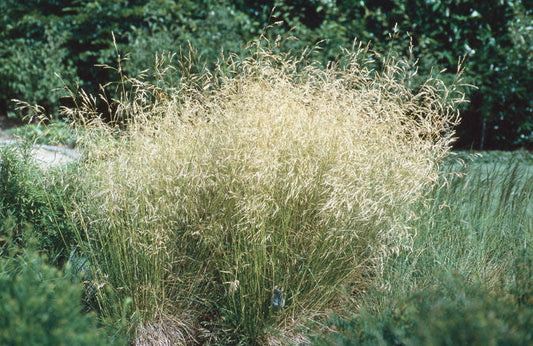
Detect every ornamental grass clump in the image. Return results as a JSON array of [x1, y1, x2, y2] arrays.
[[71, 38, 466, 342]]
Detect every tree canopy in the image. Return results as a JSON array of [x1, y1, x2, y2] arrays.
[[0, 0, 531, 149]]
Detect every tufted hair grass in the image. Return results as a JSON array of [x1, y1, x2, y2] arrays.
[[69, 37, 466, 343]]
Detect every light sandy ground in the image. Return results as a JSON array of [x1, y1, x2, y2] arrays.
[[30, 145, 79, 169]]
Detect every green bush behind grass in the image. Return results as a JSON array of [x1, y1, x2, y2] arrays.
[[1, 0, 531, 148]]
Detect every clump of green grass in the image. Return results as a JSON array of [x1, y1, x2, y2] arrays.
[[314, 152, 533, 344], [69, 37, 466, 343], [383, 152, 533, 293]]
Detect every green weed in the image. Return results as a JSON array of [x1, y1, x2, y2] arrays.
[[0, 145, 78, 263]]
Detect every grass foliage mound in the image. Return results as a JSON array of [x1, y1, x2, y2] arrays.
[[70, 40, 465, 342], [314, 153, 533, 345]]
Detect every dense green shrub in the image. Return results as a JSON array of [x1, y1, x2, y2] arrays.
[[0, 0, 78, 117], [0, 0, 254, 118], [0, 246, 119, 345], [0, 37, 77, 117], [315, 272, 533, 345]]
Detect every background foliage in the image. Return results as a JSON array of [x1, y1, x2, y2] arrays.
[[0, 0, 531, 149]]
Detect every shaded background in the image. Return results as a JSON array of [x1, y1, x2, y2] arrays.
[[1, 0, 531, 150]]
